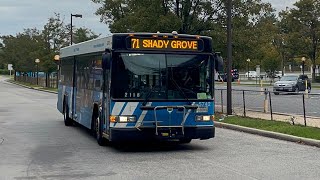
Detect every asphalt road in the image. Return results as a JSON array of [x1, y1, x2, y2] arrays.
[[1, 77, 320, 179], [215, 84, 320, 117]]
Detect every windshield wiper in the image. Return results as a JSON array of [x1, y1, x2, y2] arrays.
[[170, 68, 192, 105], [142, 86, 156, 106]]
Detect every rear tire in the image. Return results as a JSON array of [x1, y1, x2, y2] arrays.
[[63, 104, 73, 126]]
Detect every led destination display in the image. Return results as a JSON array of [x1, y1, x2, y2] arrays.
[[129, 37, 204, 51]]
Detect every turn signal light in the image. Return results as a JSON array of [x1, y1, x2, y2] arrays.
[[110, 116, 117, 122]]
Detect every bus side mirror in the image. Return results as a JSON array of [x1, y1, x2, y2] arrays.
[[102, 52, 111, 70], [214, 54, 224, 72]]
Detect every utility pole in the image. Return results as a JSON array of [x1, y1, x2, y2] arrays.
[[226, 0, 233, 115]]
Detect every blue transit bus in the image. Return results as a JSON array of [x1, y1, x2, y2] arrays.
[[57, 32, 223, 145]]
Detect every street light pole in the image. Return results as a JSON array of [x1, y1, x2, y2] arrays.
[[246, 58, 250, 79], [302, 57, 306, 75], [35, 59, 40, 85], [70, 14, 83, 45], [54, 55, 60, 88], [226, 0, 233, 115]]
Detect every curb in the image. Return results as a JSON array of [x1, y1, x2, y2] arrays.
[[6, 80, 58, 94], [214, 121, 320, 148]]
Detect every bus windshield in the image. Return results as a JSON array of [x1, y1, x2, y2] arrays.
[[111, 53, 212, 100]]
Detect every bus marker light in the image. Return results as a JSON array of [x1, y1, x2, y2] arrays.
[[110, 116, 117, 122]]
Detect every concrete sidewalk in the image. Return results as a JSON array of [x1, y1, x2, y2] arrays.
[[4, 79, 57, 94]]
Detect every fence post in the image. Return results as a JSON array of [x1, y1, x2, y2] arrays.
[[243, 90, 246, 117], [302, 93, 307, 126], [264, 88, 268, 113], [268, 91, 273, 121], [221, 90, 224, 114]]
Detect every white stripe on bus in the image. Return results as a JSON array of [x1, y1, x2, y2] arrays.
[[135, 102, 151, 128], [121, 102, 139, 115], [111, 102, 125, 115], [184, 102, 195, 122], [115, 123, 127, 128]]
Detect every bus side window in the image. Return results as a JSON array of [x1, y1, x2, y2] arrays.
[[95, 80, 101, 88]]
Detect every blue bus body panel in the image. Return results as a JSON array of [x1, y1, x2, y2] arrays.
[[57, 84, 103, 129], [109, 101, 214, 129], [57, 84, 73, 118], [74, 88, 102, 129]]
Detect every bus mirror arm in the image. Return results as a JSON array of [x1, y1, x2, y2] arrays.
[[102, 50, 111, 70]]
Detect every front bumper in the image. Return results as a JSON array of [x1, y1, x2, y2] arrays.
[[109, 126, 215, 142], [273, 86, 294, 92]]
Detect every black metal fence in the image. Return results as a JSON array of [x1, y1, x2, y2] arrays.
[[15, 73, 58, 89], [215, 88, 320, 127]]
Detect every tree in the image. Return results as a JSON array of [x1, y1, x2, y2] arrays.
[[93, 0, 277, 71], [73, 27, 99, 44], [0, 28, 44, 72], [279, 0, 320, 81]]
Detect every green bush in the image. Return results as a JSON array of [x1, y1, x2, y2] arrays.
[[0, 69, 10, 75], [315, 76, 320, 83]]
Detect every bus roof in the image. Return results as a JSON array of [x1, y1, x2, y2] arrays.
[[60, 33, 212, 58], [60, 36, 113, 58]]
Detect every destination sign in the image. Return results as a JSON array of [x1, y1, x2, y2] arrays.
[[128, 37, 204, 51]]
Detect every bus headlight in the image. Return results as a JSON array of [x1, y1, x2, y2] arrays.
[[110, 115, 136, 123], [195, 115, 214, 121]]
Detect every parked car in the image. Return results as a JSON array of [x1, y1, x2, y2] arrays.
[[273, 75, 311, 95], [215, 73, 234, 82], [266, 70, 284, 78], [245, 71, 257, 78], [275, 71, 285, 78]]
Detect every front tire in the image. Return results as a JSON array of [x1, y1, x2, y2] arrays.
[[63, 105, 73, 126], [93, 113, 108, 146]]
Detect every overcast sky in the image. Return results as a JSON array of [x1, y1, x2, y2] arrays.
[[0, 0, 298, 37]]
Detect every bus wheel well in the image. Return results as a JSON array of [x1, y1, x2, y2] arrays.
[[92, 104, 99, 118], [91, 104, 100, 131], [63, 96, 67, 114]]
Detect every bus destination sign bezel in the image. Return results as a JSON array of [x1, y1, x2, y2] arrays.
[[127, 37, 204, 52]]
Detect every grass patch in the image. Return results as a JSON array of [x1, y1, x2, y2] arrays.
[[7, 80, 58, 92], [219, 115, 320, 140]]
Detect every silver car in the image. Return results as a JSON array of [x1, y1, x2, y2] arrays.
[[273, 75, 311, 95]]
